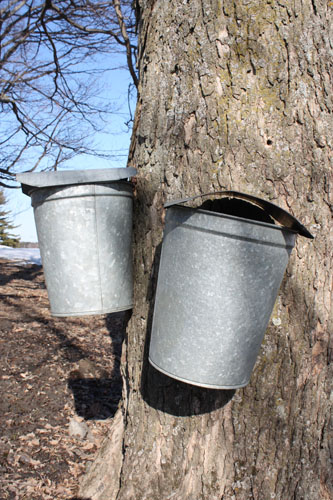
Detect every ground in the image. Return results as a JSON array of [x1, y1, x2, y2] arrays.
[[0, 259, 125, 499]]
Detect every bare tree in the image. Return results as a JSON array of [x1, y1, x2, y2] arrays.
[[0, 0, 137, 188]]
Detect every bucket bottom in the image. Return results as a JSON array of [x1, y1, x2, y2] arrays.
[[50, 302, 133, 318], [149, 358, 249, 390]]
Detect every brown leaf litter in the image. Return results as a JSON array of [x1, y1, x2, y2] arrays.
[[0, 259, 125, 499]]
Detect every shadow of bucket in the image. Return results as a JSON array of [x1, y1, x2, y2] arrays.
[[17, 168, 136, 317], [149, 191, 313, 389]]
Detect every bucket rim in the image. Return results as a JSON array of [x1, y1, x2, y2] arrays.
[[28, 180, 134, 200], [167, 203, 299, 238]]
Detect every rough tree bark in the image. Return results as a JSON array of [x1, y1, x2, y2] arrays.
[[80, 1, 332, 499]]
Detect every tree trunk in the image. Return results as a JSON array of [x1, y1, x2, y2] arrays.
[[80, 1, 332, 498]]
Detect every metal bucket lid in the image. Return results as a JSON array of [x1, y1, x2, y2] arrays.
[[165, 190, 313, 239], [16, 167, 137, 196]]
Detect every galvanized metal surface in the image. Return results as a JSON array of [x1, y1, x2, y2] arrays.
[[149, 205, 297, 389], [17, 167, 137, 195], [31, 181, 133, 317]]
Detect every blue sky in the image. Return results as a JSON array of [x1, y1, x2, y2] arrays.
[[5, 62, 135, 243]]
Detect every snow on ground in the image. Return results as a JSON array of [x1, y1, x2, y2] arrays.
[[0, 245, 41, 266]]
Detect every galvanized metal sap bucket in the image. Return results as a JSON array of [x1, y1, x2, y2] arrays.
[[149, 191, 313, 389], [17, 168, 136, 317]]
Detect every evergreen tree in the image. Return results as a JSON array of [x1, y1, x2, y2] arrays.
[[0, 190, 20, 248]]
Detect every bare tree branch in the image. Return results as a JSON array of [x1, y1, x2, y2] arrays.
[[113, 0, 138, 88], [0, 0, 138, 187]]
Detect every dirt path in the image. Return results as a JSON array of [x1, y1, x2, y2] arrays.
[[0, 260, 125, 499]]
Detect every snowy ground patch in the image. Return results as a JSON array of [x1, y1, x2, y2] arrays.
[[0, 245, 41, 266]]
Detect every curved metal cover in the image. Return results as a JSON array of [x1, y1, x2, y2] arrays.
[[165, 190, 313, 239], [17, 167, 137, 195]]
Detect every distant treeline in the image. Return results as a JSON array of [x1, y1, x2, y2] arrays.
[[19, 242, 39, 248]]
